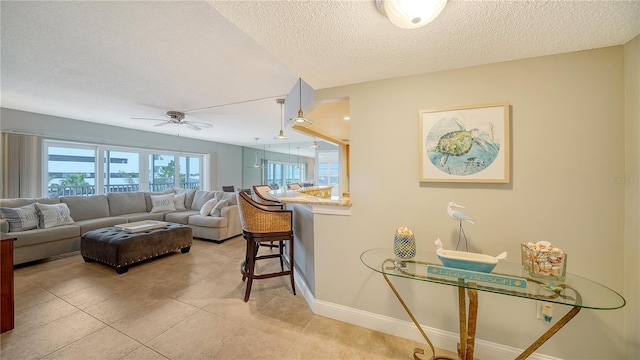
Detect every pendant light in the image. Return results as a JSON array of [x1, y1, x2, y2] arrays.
[[310, 138, 319, 148], [289, 78, 313, 124], [252, 137, 261, 168], [275, 98, 287, 140]]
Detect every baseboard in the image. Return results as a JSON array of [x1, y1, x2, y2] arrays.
[[309, 299, 562, 360], [293, 267, 316, 312]]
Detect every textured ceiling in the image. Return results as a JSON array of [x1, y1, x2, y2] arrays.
[[211, 0, 640, 89], [2, 0, 639, 157]]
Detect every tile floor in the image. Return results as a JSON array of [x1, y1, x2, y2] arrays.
[[1, 236, 453, 360]]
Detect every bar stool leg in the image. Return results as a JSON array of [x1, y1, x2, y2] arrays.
[[242, 235, 250, 281], [289, 237, 296, 295], [244, 237, 257, 302], [279, 240, 285, 271]]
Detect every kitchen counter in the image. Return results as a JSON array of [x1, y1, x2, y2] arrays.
[[269, 187, 351, 207]]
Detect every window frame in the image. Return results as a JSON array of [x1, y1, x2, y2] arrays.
[[43, 139, 206, 196]]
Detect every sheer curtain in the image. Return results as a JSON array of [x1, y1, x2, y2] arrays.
[[1, 132, 43, 198]]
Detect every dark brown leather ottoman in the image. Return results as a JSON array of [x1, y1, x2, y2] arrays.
[[81, 223, 192, 274]]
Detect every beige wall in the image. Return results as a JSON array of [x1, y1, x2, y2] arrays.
[[314, 45, 634, 358], [624, 35, 640, 358]]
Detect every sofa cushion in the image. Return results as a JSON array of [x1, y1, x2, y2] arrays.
[[188, 214, 228, 228], [144, 189, 175, 212], [210, 199, 228, 217], [215, 191, 238, 206], [61, 195, 110, 221], [174, 188, 196, 210], [191, 190, 215, 210], [107, 192, 146, 216], [164, 210, 198, 225], [116, 212, 165, 223], [74, 217, 127, 235], [0, 204, 39, 232], [11, 224, 81, 248], [150, 193, 176, 213], [199, 198, 218, 216], [174, 192, 187, 211], [1, 196, 60, 208], [35, 203, 75, 229]]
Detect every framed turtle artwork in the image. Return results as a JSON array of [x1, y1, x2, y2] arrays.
[[419, 102, 510, 183]]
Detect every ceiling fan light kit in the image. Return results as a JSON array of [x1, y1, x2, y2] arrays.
[[376, 0, 447, 29], [289, 78, 313, 125], [166, 111, 185, 122], [133, 110, 212, 131]]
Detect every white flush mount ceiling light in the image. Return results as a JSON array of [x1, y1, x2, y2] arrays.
[[375, 0, 448, 29], [275, 98, 287, 140], [290, 78, 313, 125]]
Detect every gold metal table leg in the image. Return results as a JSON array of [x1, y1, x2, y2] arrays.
[[458, 287, 467, 358], [464, 289, 478, 360], [456, 283, 478, 360], [514, 285, 582, 359], [515, 305, 581, 359], [380, 259, 582, 360], [382, 260, 458, 360]]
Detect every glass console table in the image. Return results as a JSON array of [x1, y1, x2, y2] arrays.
[[361, 248, 625, 360]]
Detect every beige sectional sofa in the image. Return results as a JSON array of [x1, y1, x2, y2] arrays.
[[0, 188, 241, 265]]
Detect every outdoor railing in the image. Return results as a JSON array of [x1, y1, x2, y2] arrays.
[[47, 182, 200, 196]]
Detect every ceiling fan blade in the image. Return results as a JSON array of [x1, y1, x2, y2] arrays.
[[184, 121, 213, 128], [132, 117, 165, 121], [184, 123, 201, 131], [153, 122, 171, 127]]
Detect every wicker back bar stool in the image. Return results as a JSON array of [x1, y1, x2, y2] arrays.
[[253, 185, 283, 209], [236, 191, 295, 302]]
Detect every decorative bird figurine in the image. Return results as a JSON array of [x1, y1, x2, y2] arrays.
[[447, 202, 475, 224]]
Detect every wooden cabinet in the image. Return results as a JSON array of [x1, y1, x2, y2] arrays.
[[1, 233, 15, 333]]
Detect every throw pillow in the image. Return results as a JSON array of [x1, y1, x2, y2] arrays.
[[216, 191, 238, 206], [199, 198, 218, 216], [191, 190, 215, 210], [34, 203, 74, 229], [150, 193, 176, 213], [174, 192, 187, 210], [210, 199, 228, 217], [0, 204, 39, 232]]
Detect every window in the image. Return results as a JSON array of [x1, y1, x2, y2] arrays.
[[266, 161, 305, 189], [44, 140, 205, 196], [317, 150, 339, 195], [180, 156, 201, 190], [105, 150, 139, 193], [149, 153, 176, 192], [47, 145, 96, 196]]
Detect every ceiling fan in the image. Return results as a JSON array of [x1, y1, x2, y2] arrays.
[[132, 111, 213, 131], [131, 94, 288, 132]]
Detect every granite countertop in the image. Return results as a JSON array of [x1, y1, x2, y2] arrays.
[[269, 187, 351, 207]]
